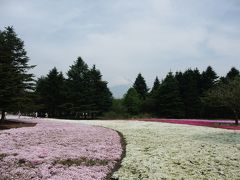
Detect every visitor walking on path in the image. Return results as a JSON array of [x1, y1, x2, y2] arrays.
[[35, 112, 38, 118], [18, 111, 21, 119]]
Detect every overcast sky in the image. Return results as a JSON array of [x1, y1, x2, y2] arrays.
[[1, 0, 240, 89]]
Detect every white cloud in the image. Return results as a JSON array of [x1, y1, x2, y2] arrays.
[[1, 0, 240, 89], [208, 37, 240, 58], [206, 23, 240, 58]]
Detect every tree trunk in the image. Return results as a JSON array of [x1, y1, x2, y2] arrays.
[[233, 110, 239, 125], [235, 119, 239, 125], [1, 110, 5, 123]]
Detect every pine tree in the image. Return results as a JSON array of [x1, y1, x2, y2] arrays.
[[66, 57, 89, 112], [175, 71, 184, 96], [200, 66, 218, 118], [177, 69, 201, 118], [144, 77, 161, 114], [66, 58, 112, 117], [88, 65, 113, 114], [226, 67, 239, 80], [151, 76, 160, 93], [133, 73, 148, 100], [201, 66, 218, 92], [0, 26, 35, 121], [35, 67, 66, 117], [156, 72, 184, 118], [123, 88, 141, 115], [218, 67, 240, 85]]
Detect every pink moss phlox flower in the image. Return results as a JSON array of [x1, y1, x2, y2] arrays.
[[0, 118, 122, 179]]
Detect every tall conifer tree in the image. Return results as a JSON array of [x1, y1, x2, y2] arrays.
[[36, 67, 65, 117], [0, 27, 35, 121], [67, 57, 89, 112], [133, 73, 148, 100], [144, 76, 161, 114], [226, 67, 239, 80], [201, 66, 218, 92], [66, 58, 112, 117], [88, 65, 112, 113], [151, 76, 160, 93], [156, 72, 184, 118], [177, 69, 202, 118]]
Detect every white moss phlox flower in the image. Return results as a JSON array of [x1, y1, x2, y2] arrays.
[[80, 120, 240, 180]]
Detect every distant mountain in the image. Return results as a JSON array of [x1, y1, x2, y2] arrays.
[[110, 84, 130, 99]]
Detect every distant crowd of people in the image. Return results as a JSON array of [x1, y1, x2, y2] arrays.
[[17, 111, 48, 119]]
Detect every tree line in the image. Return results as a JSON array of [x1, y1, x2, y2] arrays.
[[107, 67, 240, 124], [1, 26, 240, 124], [0, 26, 112, 121], [34, 58, 112, 118]]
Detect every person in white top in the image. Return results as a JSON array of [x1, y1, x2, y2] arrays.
[[18, 111, 21, 119]]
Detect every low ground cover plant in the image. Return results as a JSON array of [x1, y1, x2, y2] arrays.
[[0, 118, 122, 179], [139, 119, 240, 130], [80, 120, 240, 179]]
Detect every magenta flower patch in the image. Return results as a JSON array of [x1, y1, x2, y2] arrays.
[[138, 118, 240, 130]]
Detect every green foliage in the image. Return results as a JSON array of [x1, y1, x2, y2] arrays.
[[226, 67, 240, 80], [66, 59, 112, 116], [143, 77, 161, 115], [0, 26, 35, 120], [151, 77, 160, 93], [35, 67, 66, 117], [156, 72, 184, 118], [66, 57, 89, 110], [201, 66, 218, 92], [123, 88, 142, 115], [87, 65, 113, 113], [133, 73, 148, 100], [110, 99, 126, 114], [118, 67, 239, 120], [34, 58, 112, 118], [1, 26, 239, 122], [176, 69, 202, 118], [219, 67, 240, 84], [103, 99, 132, 119], [203, 77, 240, 124], [16, 91, 40, 113], [199, 66, 218, 117]]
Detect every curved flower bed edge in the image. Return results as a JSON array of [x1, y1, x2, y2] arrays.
[[106, 130, 127, 180]]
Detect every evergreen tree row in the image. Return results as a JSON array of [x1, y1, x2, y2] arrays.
[[122, 67, 240, 119], [35, 57, 113, 118], [0, 27, 112, 120], [1, 26, 239, 121]]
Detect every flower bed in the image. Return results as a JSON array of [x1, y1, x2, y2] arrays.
[[0, 118, 122, 179], [80, 120, 240, 179], [0, 120, 36, 130], [139, 119, 240, 130]]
